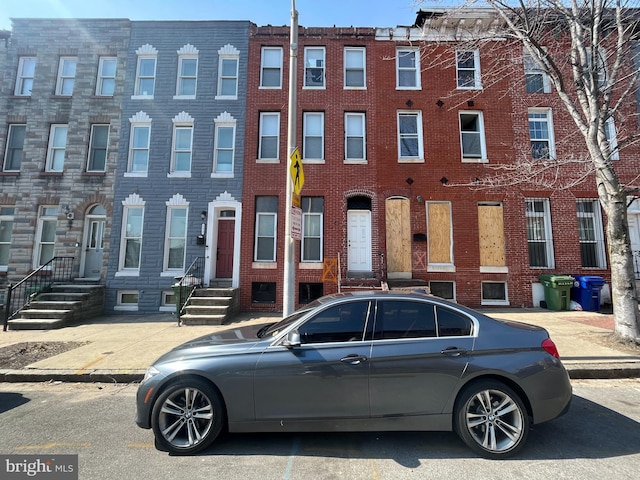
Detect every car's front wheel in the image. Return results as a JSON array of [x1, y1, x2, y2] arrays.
[[454, 380, 530, 459], [151, 378, 225, 455]]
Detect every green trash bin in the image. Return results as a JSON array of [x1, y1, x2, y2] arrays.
[[538, 274, 575, 310], [172, 283, 192, 313]]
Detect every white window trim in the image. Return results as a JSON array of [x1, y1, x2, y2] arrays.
[[577, 199, 607, 269], [169, 111, 194, 178], [459, 110, 487, 163], [481, 281, 510, 306], [216, 44, 240, 100], [303, 46, 326, 89], [255, 212, 278, 262], [96, 56, 117, 96], [211, 111, 236, 178], [258, 112, 281, 162], [163, 194, 189, 273], [132, 44, 157, 99], [117, 193, 145, 275], [456, 49, 482, 90], [33, 206, 58, 269], [303, 112, 325, 163], [15, 57, 36, 96], [524, 52, 551, 94], [605, 117, 619, 161], [0, 208, 15, 271], [344, 112, 366, 163], [174, 44, 199, 99], [344, 47, 366, 90], [160, 290, 177, 312], [396, 47, 421, 90], [301, 210, 323, 263], [526, 198, 555, 269], [87, 124, 109, 172], [397, 110, 424, 163], [260, 46, 283, 89], [45, 124, 68, 172], [528, 108, 556, 160], [55, 56, 77, 96], [126, 111, 152, 177], [115, 290, 139, 311]]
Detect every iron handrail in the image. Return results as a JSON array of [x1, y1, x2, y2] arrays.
[[3, 256, 75, 331], [175, 257, 204, 325]]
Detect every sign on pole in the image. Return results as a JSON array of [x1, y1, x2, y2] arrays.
[[289, 148, 304, 195], [291, 206, 302, 241]]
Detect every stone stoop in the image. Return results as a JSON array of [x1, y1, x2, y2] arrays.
[[179, 287, 239, 326], [7, 281, 105, 330]]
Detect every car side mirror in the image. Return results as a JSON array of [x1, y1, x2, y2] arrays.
[[283, 330, 301, 348]]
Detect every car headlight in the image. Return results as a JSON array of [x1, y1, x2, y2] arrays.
[[142, 366, 160, 383]]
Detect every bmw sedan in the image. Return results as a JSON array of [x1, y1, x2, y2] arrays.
[[135, 291, 572, 459]]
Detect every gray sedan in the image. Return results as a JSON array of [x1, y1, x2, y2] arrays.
[[135, 291, 571, 459]]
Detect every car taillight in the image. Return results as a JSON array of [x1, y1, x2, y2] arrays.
[[542, 338, 560, 358]]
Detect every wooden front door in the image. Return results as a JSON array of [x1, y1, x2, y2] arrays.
[[216, 219, 235, 278]]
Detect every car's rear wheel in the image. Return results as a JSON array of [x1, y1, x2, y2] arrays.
[[454, 380, 530, 459], [151, 378, 225, 455]]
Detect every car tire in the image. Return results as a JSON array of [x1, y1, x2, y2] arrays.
[[151, 378, 225, 455], [454, 380, 530, 459]]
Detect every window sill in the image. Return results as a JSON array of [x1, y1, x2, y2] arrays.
[[0, 171, 20, 177], [256, 158, 280, 164], [299, 263, 323, 269], [481, 300, 510, 306], [427, 265, 456, 273], [398, 158, 425, 164], [114, 305, 139, 311], [124, 172, 148, 178], [115, 271, 140, 277], [344, 159, 367, 165], [82, 171, 106, 176], [480, 266, 509, 274], [215, 95, 238, 101], [131, 95, 154, 100], [211, 172, 233, 178], [252, 262, 277, 269], [462, 157, 488, 164], [173, 95, 196, 100], [167, 172, 192, 178]]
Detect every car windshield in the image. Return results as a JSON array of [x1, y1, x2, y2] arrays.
[[257, 309, 311, 338]]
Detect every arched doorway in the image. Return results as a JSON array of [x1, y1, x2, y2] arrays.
[[81, 204, 107, 279], [346, 196, 372, 274]]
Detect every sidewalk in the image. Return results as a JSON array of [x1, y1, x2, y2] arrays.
[[1, 308, 639, 383]]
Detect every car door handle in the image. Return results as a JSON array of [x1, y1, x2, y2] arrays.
[[340, 354, 368, 365], [440, 347, 467, 357]]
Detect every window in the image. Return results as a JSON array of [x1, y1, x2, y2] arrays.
[[213, 112, 236, 174], [259, 112, 280, 161], [133, 44, 157, 97], [3, 125, 26, 171], [164, 206, 188, 271], [397, 111, 423, 161], [161, 291, 176, 312], [436, 306, 473, 336], [528, 109, 555, 159], [301, 197, 324, 262], [15, 57, 36, 96], [96, 56, 116, 96], [478, 203, 507, 272], [216, 44, 240, 99], [170, 112, 194, 176], [304, 47, 325, 88], [254, 196, 278, 262], [426, 202, 453, 268], [299, 283, 323, 304], [55, 57, 77, 96], [577, 199, 606, 268], [378, 300, 436, 339], [459, 111, 486, 161], [298, 301, 370, 344], [252, 282, 276, 303], [176, 44, 198, 98], [345, 112, 366, 162], [524, 53, 550, 93], [456, 49, 481, 89], [303, 112, 324, 161], [605, 117, 619, 161], [127, 111, 151, 175], [344, 47, 366, 88], [35, 206, 58, 268], [116, 291, 139, 311], [429, 281, 455, 301], [46, 125, 68, 172], [260, 47, 283, 88], [87, 125, 109, 172], [526, 198, 554, 268], [119, 198, 145, 272], [396, 48, 420, 89], [0, 207, 15, 271], [481, 282, 508, 306]]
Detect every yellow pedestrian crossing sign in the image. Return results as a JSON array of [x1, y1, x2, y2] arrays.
[[289, 148, 304, 195]]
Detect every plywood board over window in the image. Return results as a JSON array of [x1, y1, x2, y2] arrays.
[[478, 203, 507, 272], [427, 203, 452, 265], [386, 198, 411, 278]]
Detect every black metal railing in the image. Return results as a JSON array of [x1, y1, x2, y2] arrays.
[[3, 256, 75, 331], [634, 250, 640, 280], [175, 256, 205, 325]]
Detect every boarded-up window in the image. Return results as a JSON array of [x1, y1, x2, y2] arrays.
[[386, 198, 412, 274], [478, 203, 506, 267], [427, 202, 452, 264]]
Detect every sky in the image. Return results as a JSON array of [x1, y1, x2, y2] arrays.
[[0, 0, 429, 31]]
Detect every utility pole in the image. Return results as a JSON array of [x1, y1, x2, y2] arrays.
[[283, 0, 298, 317]]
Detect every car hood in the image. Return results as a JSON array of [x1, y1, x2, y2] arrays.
[[152, 322, 275, 365]]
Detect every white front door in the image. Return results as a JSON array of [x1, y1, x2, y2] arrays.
[[83, 217, 106, 278], [347, 210, 372, 272]]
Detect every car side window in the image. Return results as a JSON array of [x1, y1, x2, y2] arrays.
[[378, 300, 437, 339], [298, 301, 370, 344], [436, 306, 473, 336]]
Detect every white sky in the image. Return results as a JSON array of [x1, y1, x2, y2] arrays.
[[0, 0, 426, 31]]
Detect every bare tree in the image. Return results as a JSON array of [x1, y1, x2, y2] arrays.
[[416, 0, 640, 341]]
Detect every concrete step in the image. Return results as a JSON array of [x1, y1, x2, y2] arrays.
[[7, 317, 67, 330], [193, 288, 236, 297], [189, 296, 234, 307], [179, 314, 226, 326], [19, 309, 71, 320], [184, 305, 230, 316]]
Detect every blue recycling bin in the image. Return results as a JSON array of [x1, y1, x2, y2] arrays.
[[571, 275, 605, 311]]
